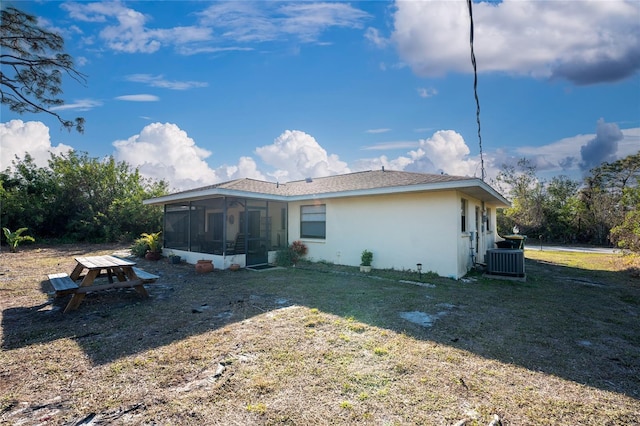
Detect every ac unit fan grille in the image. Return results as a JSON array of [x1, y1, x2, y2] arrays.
[[486, 249, 525, 277]]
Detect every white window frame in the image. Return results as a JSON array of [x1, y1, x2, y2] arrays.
[[300, 204, 326, 239]]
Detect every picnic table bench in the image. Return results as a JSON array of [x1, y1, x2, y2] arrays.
[[132, 267, 160, 282], [48, 273, 79, 295], [48, 255, 159, 313]]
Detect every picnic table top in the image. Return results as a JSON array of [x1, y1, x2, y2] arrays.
[[74, 255, 136, 269]]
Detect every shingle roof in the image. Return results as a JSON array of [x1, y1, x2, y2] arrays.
[[169, 170, 471, 197], [281, 170, 471, 196], [145, 170, 509, 206]]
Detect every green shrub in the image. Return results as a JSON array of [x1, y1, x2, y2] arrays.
[[275, 249, 294, 266], [2, 227, 35, 252], [610, 210, 640, 253], [361, 249, 373, 266], [274, 241, 309, 266], [140, 231, 162, 252], [130, 237, 149, 258]]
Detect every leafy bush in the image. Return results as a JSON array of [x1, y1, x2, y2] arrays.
[[140, 232, 162, 252], [610, 210, 640, 253], [130, 237, 150, 258], [275, 249, 294, 266], [0, 151, 168, 244], [2, 227, 35, 252], [275, 241, 309, 266], [291, 240, 308, 256], [361, 249, 373, 266]]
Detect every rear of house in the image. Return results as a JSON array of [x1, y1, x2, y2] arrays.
[[144, 169, 510, 279]]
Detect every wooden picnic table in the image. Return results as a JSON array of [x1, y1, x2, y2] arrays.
[[49, 255, 158, 313]]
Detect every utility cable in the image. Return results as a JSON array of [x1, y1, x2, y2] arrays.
[[467, 0, 486, 181]]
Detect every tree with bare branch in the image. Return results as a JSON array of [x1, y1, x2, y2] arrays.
[[1, 6, 86, 132]]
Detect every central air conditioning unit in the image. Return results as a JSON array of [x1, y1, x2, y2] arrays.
[[486, 249, 525, 278]]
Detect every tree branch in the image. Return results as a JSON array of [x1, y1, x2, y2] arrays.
[[1, 6, 86, 132]]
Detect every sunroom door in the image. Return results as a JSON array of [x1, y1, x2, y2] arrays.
[[246, 203, 268, 267]]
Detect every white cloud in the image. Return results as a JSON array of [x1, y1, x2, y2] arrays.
[[354, 130, 482, 178], [62, 1, 212, 54], [125, 74, 208, 90], [6, 118, 635, 196], [255, 130, 350, 181], [362, 141, 418, 151], [62, 1, 369, 55], [50, 98, 102, 111], [411, 130, 479, 176], [351, 155, 414, 173], [619, 128, 640, 157], [176, 46, 254, 56], [62, 2, 112, 22], [197, 2, 278, 43], [112, 123, 219, 191], [278, 2, 370, 43], [1, 121, 480, 190], [364, 27, 389, 48], [366, 128, 391, 134], [391, 0, 640, 85], [111, 124, 265, 190], [198, 1, 370, 44], [0, 120, 73, 170], [417, 87, 437, 98], [421, 130, 470, 159], [213, 156, 266, 182], [115, 94, 159, 102]]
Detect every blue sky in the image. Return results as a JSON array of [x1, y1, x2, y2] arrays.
[[1, 0, 639, 191]]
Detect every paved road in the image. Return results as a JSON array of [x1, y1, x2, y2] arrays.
[[526, 245, 619, 254]]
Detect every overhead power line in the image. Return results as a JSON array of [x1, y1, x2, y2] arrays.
[[467, 0, 486, 182]]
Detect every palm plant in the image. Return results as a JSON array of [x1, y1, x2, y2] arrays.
[[140, 231, 162, 252], [3, 227, 35, 252]]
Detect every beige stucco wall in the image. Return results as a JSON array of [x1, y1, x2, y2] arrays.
[[289, 190, 501, 279], [455, 194, 500, 278], [289, 191, 462, 278]]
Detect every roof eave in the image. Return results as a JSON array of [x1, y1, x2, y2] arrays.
[[288, 179, 511, 207], [456, 180, 511, 207], [143, 178, 510, 208], [143, 188, 288, 205]]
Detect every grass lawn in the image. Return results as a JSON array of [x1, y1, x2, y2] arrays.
[[1, 244, 638, 425]]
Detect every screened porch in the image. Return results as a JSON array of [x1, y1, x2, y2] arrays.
[[163, 197, 288, 268]]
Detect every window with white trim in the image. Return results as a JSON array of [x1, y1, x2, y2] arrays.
[[301, 204, 326, 239]]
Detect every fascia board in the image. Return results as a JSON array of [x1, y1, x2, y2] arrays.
[[286, 179, 510, 206], [457, 180, 511, 207], [143, 188, 289, 205]]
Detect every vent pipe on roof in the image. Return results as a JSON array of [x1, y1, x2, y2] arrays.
[[382, 166, 385, 172], [305, 177, 313, 183]]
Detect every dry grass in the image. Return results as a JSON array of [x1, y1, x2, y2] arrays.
[[525, 248, 640, 274], [1, 244, 639, 425]]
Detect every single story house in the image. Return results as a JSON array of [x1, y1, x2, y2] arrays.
[[143, 169, 510, 279]]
